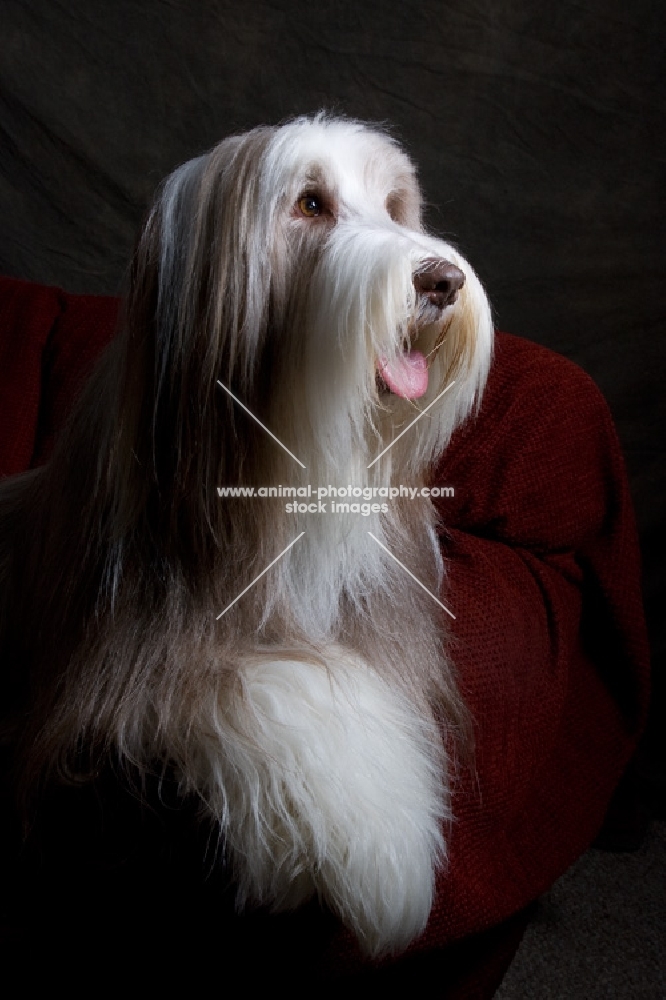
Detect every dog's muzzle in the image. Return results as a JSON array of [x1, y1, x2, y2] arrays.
[[376, 257, 465, 400]]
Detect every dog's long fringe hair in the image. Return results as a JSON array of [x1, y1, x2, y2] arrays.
[[0, 114, 493, 957]]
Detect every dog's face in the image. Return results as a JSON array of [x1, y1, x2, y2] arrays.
[[125, 115, 492, 486], [262, 119, 493, 471]]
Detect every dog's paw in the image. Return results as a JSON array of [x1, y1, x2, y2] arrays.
[[204, 653, 449, 957]]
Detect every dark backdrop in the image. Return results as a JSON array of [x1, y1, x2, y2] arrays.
[[1, 0, 664, 805]]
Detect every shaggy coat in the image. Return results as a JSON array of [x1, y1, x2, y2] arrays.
[[0, 115, 493, 957]]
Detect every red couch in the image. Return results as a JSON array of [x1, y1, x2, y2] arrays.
[[0, 274, 650, 990]]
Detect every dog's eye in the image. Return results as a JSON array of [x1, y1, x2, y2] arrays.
[[297, 193, 323, 218]]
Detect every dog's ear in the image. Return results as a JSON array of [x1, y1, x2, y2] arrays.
[[112, 130, 277, 557]]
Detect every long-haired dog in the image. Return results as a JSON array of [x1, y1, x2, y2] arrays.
[[0, 114, 493, 959]]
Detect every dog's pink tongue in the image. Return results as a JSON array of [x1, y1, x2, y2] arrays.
[[378, 350, 429, 399]]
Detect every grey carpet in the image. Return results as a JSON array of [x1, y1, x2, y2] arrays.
[[495, 822, 665, 998]]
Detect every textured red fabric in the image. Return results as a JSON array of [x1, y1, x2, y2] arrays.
[[0, 275, 120, 476], [428, 333, 649, 936], [0, 277, 650, 987], [0, 277, 62, 476]]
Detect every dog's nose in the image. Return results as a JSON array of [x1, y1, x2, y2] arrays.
[[414, 260, 465, 308]]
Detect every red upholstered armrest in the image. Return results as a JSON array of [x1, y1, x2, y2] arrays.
[[420, 333, 650, 951], [0, 275, 119, 476], [0, 276, 650, 973]]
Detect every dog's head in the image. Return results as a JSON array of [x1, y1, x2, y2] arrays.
[[120, 114, 492, 494]]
